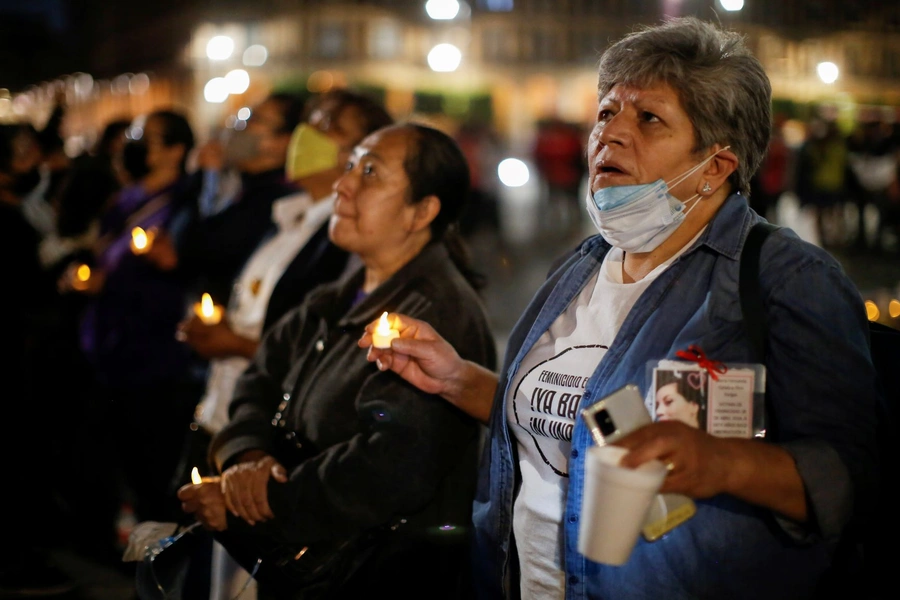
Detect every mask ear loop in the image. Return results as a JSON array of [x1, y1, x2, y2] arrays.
[[665, 145, 732, 192]]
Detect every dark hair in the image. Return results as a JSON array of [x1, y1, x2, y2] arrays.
[[395, 122, 485, 290], [147, 109, 195, 172], [656, 369, 707, 426], [95, 119, 131, 158], [304, 89, 394, 138], [0, 124, 25, 172], [597, 17, 771, 194], [268, 92, 307, 135]]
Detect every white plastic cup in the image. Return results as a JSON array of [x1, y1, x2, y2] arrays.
[[578, 445, 668, 565]]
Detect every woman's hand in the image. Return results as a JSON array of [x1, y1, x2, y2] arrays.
[[57, 262, 105, 295], [359, 313, 466, 396], [359, 313, 498, 424], [177, 477, 228, 531], [615, 421, 808, 522], [220, 452, 288, 526], [615, 421, 730, 499], [176, 316, 257, 360], [141, 231, 179, 271]]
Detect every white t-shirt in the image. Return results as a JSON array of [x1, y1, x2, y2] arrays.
[[194, 192, 335, 433], [508, 235, 701, 598]]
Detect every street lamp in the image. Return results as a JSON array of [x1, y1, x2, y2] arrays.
[[427, 43, 462, 72], [817, 62, 839, 84], [225, 69, 250, 94], [718, 0, 744, 10], [243, 44, 268, 67], [425, 0, 460, 20], [207, 35, 235, 60], [204, 77, 229, 103], [498, 158, 530, 187]]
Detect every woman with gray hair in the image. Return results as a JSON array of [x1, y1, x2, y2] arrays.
[[361, 17, 879, 599]]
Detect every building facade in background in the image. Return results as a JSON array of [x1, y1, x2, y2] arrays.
[[1, 0, 899, 152]]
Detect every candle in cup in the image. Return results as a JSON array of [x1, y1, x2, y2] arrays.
[[71, 264, 91, 291], [371, 312, 400, 349], [130, 227, 155, 255], [194, 293, 224, 325], [191, 467, 202, 485]]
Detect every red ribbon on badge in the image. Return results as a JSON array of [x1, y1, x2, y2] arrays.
[[674, 345, 728, 381]]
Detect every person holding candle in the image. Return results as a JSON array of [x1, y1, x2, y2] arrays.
[[359, 18, 880, 600], [171, 90, 392, 600], [67, 109, 203, 531], [177, 122, 496, 598]]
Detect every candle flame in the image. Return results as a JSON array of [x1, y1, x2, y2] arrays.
[[201, 293, 215, 319], [132, 227, 148, 250], [191, 467, 202, 484], [376, 311, 392, 335], [76, 264, 91, 282]]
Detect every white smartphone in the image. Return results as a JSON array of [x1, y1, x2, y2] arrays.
[[581, 384, 651, 446], [581, 384, 696, 541]]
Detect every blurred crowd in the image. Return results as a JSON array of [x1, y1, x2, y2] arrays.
[[1, 81, 898, 598]]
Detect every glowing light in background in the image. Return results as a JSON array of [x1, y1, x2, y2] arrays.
[[243, 44, 268, 67], [865, 300, 880, 321], [204, 77, 229, 103], [307, 71, 335, 93], [129, 73, 150, 95], [225, 69, 250, 94], [889, 300, 900, 319], [498, 158, 530, 187], [237, 107, 252, 121], [427, 43, 462, 72], [817, 62, 839, 84], [425, 0, 460, 20], [719, 0, 744, 11], [207, 35, 235, 60]]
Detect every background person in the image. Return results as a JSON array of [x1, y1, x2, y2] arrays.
[[178, 123, 496, 599], [362, 18, 879, 600], [173, 89, 393, 600]]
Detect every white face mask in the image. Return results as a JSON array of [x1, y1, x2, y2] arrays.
[[585, 147, 729, 253]]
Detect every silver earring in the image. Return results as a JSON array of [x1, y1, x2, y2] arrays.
[[702, 182, 712, 194]]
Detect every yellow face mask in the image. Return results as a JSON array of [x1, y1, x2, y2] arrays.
[[285, 124, 340, 181]]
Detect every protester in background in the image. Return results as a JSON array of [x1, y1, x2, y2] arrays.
[[533, 117, 588, 234], [61, 109, 200, 528], [0, 123, 76, 597], [178, 123, 496, 599], [749, 112, 790, 222], [144, 93, 305, 306], [173, 89, 393, 600], [846, 115, 899, 253], [795, 117, 848, 247], [363, 18, 879, 599]]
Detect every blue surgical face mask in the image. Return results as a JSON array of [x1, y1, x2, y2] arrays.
[[585, 146, 730, 253]]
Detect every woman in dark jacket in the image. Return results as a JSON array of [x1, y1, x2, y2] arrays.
[[178, 123, 497, 599]]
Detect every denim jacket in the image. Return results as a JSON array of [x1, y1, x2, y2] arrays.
[[472, 195, 879, 600]]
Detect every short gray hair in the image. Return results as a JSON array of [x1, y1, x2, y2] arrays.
[[597, 17, 771, 195]]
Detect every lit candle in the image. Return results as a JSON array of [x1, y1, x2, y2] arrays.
[[193, 293, 224, 325], [371, 311, 400, 349], [130, 226, 155, 255], [191, 467, 202, 485], [71, 264, 91, 291]]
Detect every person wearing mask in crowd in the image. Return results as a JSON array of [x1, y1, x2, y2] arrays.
[[173, 89, 393, 599], [177, 123, 496, 599], [362, 18, 879, 600], [39, 118, 131, 273], [60, 109, 200, 530], [0, 123, 76, 597], [144, 93, 305, 306]]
